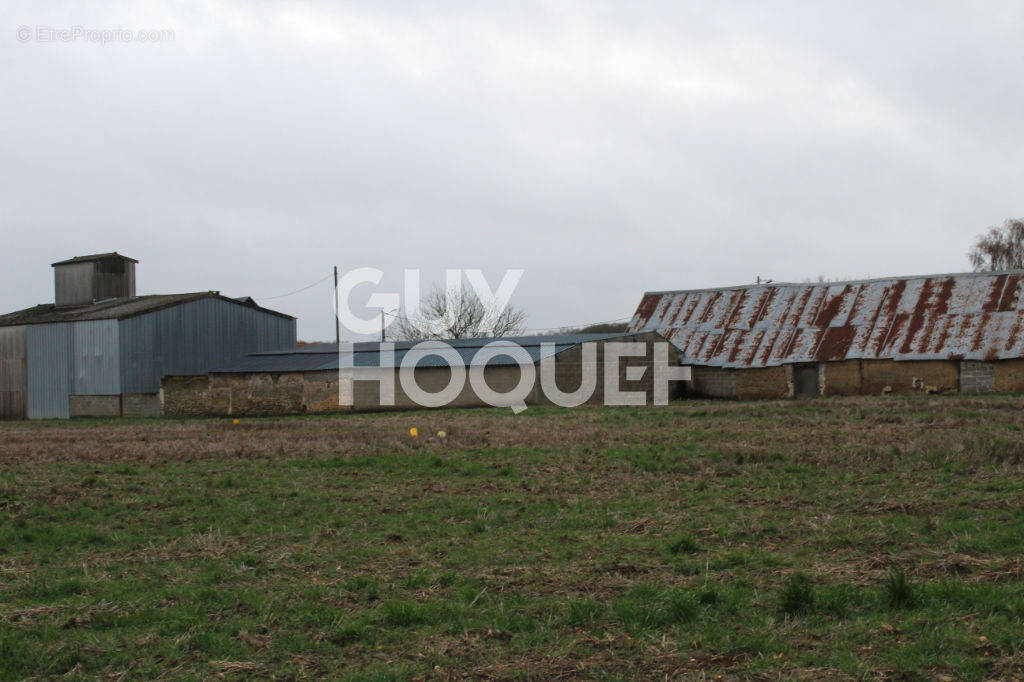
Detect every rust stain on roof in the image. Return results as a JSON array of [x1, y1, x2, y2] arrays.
[[633, 294, 660, 326], [812, 285, 851, 327], [815, 325, 856, 362], [627, 270, 1024, 367], [984, 275, 1007, 312]]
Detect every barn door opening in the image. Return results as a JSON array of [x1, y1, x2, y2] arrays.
[[793, 364, 820, 397]]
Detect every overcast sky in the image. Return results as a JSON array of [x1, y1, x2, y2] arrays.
[[2, 2, 1023, 340]]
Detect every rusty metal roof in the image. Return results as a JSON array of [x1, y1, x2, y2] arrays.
[[626, 271, 1024, 367]]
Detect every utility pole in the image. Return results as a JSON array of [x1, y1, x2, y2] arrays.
[[333, 266, 340, 345]]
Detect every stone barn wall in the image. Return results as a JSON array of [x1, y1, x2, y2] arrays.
[[533, 334, 680, 406], [993, 360, 1024, 393], [737, 366, 791, 400], [160, 334, 680, 416], [688, 366, 791, 399], [690, 359, 966, 398], [163, 375, 211, 417]]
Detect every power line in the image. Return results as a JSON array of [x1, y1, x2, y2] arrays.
[[518, 315, 633, 333], [257, 274, 333, 301]]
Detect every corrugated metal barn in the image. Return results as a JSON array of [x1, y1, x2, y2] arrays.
[[0, 253, 295, 418], [628, 270, 1024, 399]]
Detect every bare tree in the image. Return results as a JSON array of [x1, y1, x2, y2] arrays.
[[969, 218, 1024, 272], [391, 285, 527, 341]]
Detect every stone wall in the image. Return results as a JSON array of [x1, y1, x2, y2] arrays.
[[163, 376, 211, 417], [162, 334, 680, 416], [688, 365, 791, 400], [689, 359, 963, 398], [534, 334, 679, 406], [821, 360, 861, 396], [993, 359, 1024, 393], [351, 365, 536, 411], [737, 366, 791, 400], [860, 360, 958, 395]]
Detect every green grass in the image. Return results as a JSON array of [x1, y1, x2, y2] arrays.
[[2, 395, 1024, 677]]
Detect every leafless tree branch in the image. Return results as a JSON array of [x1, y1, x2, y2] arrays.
[[390, 285, 527, 341], [969, 218, 1024, 272]]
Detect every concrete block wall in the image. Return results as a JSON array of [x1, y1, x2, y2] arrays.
[[68, 395, 120, 418], [689, 366, 739, 398], [960, 361, 995, 393], [123, 393, 162, 417]]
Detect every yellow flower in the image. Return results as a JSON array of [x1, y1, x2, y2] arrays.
[[437, 430, 446, 439], [409, 427, 418, 438]]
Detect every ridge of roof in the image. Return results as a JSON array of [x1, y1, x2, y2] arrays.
[[51, 252, 139, 266], [0, 291, 293, 327], [640, 269, 1024, 297], [249, 332, 643, 356]]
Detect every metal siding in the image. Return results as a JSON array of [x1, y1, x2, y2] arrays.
[[53, 262, 94, 307], [120, 298, 297, 393], [73, 320, 120, 395], [0, 326, 27, 418], [26, 323, 73, 419]]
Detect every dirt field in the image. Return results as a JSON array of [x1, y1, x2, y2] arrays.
[[3, 395, 1024, 679]]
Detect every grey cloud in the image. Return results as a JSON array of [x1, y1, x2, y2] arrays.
[[1, 1, 1021, 339]]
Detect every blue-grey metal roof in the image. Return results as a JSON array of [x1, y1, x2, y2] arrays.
[[0, 292, 294, 327], [209, 332, 640, 373], [256, 333, 630, 355]]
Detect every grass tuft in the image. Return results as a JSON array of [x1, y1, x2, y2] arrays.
[[778, 573, 815, 616], [379, 600, 429, 628], [666, 533, 702, 555], [885, 569, 917, 609], [562, 599, 604, 627]]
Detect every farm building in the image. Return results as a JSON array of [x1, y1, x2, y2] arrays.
[[627, 270, 1024, 399], [0, 253, 295, 418], [162, 332, 683, 416]]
